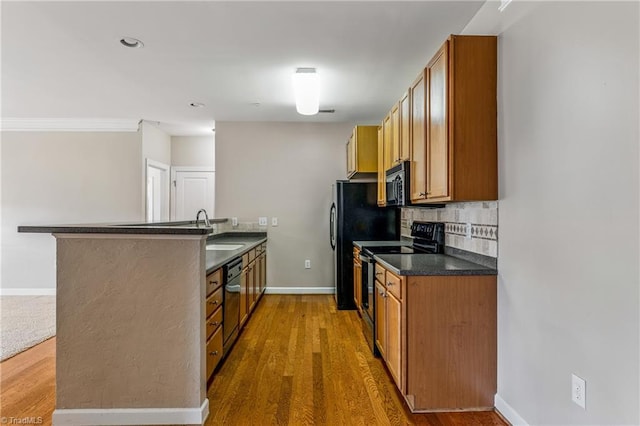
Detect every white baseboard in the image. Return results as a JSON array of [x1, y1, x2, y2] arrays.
[[495, 394, 528, 426], [53, 399, 208, 425], [264, 287, 335, 295], [0, 288, 56, 296]]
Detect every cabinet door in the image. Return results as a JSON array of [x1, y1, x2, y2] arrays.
[[240, 267, 248, 326], [410, 70, 427, 202], [377, 125, 386, 206], [260, 254, 266, 294], [249, 263, 256, 311], [386, 292, 402, 390], [399, 91, 410, 162], [346, 134, 354, 177], [427, 42, 450, 199], [391, 103, 400, 165], [383, 113, 393, 171], [354, 261, 362, 312], [375, 281, 386, 358]]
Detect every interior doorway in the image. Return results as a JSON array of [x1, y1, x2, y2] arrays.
[[170, 167, 215, 221], [145, 159, 170, 222]]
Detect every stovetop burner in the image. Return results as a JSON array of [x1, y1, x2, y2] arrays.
[[362, 221, 445, 256]]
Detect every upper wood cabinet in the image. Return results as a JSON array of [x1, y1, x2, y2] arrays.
[[377, 125, 386, 206], [346, 126, 378, 179], [413, 35, 497, 203], [390, 103, 400, 165], [410, 70, 427, 202], [399, 91, 411, 164], [382, 113, 393, 171]]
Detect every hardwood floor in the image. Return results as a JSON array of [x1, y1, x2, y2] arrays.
[[0, 337, 55, 423], [207, 295, 507, 425], [0, 295, 507, 426]]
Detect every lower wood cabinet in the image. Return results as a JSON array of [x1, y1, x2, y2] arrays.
[[208, 242, 267, 387], [375, 281, 386, 360], [375, 267, 403, 391], [206, 325, 223, 380], [375, 263, 497, 412], [205, 268, 224, 382], [353, 247, 362, 312]]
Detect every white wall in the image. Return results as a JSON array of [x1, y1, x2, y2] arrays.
[[171, 135, 215, 168], [215, 121, 352, 290], [141, 121, 171, 165], [463, 2, 639, 424], [0, 131, 143, 292]]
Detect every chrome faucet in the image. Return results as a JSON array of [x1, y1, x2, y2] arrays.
[[196, 209, 210, 228]]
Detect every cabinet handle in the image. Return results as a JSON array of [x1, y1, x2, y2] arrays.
[[209, 351, 219, 356], [208, 321, 219, 326], [209, 280, 218, 286], [375, 272, 383, 276], [208, 300, 219, 305], [387, 281, 394, 286], [419, 192, 426, 197]]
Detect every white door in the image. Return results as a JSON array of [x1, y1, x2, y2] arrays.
[[171, 167, 215, 221], [146, 159, 170, 222]]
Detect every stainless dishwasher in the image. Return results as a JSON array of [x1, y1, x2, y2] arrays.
[[223, 257, 242, 354]]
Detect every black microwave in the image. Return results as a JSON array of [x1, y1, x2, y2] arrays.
[[385, 161, 410, 206]]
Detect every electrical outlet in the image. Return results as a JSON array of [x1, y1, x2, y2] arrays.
[[465, 223, 472, 239], [258, 217, 267, 226], [272, 217, 278, 226], [231, 217, 238, 227], [304, 260, 311, 269], [571, 374, 586, 409]]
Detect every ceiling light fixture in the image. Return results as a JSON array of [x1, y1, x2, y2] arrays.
[[292, 68, 319, 115], [120, 37, 144, 48]]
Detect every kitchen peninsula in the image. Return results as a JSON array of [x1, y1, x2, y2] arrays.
[[18, 220, 267, 426]]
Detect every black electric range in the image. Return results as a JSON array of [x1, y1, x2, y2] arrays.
[[359, 221, 445, 355]]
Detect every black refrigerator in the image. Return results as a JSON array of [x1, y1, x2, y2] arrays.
[[330, 181, 398, 310]]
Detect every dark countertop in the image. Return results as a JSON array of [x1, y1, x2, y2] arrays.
[[353, 240, 411, 249], [17, 219, 229, 235], [374, 254, 497, 276], [205, 233, 267, 274]]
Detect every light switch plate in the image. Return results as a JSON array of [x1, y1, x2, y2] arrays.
[[231, 217, 238, 227], [258, 217, 267, 226], [272, 217, 278, 226]]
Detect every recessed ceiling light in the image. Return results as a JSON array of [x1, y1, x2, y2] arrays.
[[120, 37, 144, 48], [189, 102, 205, 108]]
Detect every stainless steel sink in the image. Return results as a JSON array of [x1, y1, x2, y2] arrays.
[[206, 244, 244, 251]]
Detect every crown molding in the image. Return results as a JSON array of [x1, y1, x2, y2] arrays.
[[1, 118, 141, 132]]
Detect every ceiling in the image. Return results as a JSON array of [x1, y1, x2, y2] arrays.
[[1, 1, 485, 135]]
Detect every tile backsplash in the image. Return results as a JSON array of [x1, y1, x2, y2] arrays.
[[401, 201, 498, 258]]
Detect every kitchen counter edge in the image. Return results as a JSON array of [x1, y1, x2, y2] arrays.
[[17, 219, 229, 235], [373, 253, 497, 277]]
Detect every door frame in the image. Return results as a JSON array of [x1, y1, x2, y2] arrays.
[[145, 159, 170, 222], [170, 166, 215, 220]]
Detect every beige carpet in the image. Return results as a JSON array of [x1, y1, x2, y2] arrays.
[[0, 296, 56, 361]]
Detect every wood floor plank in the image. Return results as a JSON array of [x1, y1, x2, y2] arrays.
[[0, 295, 508, 426]]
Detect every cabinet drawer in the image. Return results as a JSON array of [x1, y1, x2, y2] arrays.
[[206, 305, 223, 340], [206, 286, 223, 318], [206, 326, 223, 380], [375, 264, 386, 283], [386, 271, 402, 300], [206, 268, 222, 296]]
